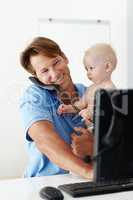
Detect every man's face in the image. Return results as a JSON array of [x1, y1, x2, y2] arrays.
[[30, 54, 71, 87]]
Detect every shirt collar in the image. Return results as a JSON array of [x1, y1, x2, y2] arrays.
[[28, 77, 80, 96], [28, 76, 58, 91]]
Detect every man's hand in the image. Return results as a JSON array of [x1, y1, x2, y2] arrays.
[[71, 127, 94, 159]]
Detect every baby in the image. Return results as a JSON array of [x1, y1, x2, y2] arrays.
[[57, 43, 117, 126]]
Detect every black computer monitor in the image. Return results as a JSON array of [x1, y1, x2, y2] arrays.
[[93, 89, 133, 183]]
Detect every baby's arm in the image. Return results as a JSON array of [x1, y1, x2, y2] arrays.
[[57, 89, 89, 115], [78, 85, 99, 124]]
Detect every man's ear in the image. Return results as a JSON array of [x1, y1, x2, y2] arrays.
[[65, 56, 69, 64], [62, 52, 69, 64], [66, 56, 69, 64]]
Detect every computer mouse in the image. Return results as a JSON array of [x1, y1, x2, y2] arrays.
[[39, 186, 64, 200]]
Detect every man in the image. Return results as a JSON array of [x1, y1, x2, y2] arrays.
[[20, 37, 93, 178]]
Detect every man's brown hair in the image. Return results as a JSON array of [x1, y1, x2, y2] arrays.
[[20, 37, 64, 75]]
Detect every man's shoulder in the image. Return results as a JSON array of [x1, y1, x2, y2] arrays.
[[75, 83, 87, 97], [75, 83, 87, 92], [20, 84, 51, 104]]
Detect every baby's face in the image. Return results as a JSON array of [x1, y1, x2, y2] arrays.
[[84, 55, 109, 84]]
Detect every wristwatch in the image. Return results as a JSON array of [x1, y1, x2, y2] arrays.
[[83, 155, 92, 163]]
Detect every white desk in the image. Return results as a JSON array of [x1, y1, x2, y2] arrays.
[[0, 174, 133, 200]]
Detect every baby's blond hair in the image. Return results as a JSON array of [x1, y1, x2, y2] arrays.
[[84, 43, 117, 69]]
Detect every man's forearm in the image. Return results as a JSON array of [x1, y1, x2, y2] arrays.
[[29, 121, 93, 179], [37, 135, 92, 179]]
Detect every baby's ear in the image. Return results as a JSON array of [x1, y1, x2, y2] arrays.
[[105, 62, 113, 72]]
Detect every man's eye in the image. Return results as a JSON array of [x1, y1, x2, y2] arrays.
[[54, 59, 61, 65], [41, 69, 48, 73]]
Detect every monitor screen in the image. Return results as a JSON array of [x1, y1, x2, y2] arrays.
[[93, 89, 133, 183]]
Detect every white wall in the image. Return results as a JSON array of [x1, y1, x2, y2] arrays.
[[0, 0, 127, 179], [39, 19, 111, 85]]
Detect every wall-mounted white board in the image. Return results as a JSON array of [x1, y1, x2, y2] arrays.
[[38, 18, 110, 85]]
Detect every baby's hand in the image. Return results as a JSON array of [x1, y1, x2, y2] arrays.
[[57, 104, 66, 114], [57, 104, 74, 115], [79, 108, 92, 124]]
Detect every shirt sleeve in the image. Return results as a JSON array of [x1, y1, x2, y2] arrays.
[[20, 85, 53, 141], [76, 83, 87, 97]]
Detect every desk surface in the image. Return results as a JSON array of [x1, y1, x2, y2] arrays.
[[0, 174, 133, 200]]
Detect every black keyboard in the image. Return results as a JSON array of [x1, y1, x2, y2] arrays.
[[58, 179, 133, 197]]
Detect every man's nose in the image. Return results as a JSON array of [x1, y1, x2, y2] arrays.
[[49, 70, 59, 83]]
